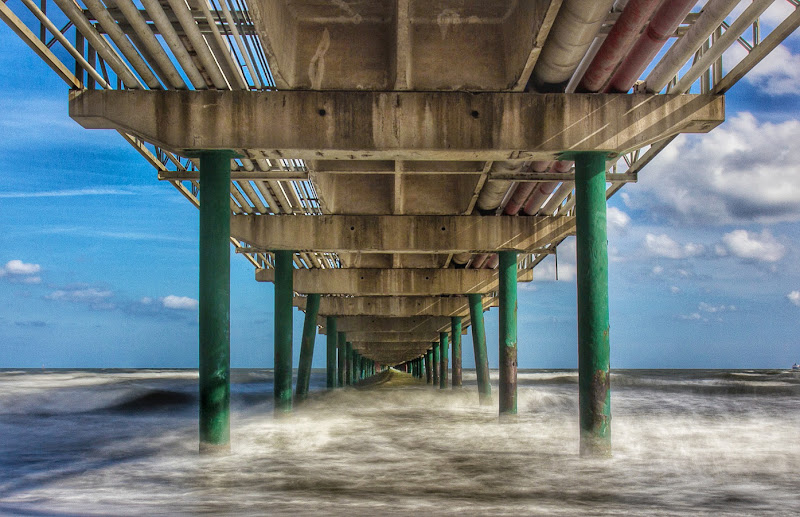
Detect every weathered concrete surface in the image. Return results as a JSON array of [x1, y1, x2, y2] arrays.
[[294, 296, 497, 317], [231, 214, 575, 253], [317, 316, 451, 334], [256, 268, 533, 295], [69, 90, 724, 161], [248, 0, 562, 91]]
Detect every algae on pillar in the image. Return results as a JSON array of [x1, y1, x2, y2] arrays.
[[499, 251, 518, 416], [345, 341, 353, 386], [337, 332, 346, 387], [326, 316, 337, 389], [296, 293, 320, 402], [198, 150, 234, 453], [274, 250, 294, 414], [468, 293, 492, 404], [439, 332, 449, 389], [432, 341, 440, 385], [451, 317, 462, 387], [575, 152, 612, 457], [425, 350, 432, 384]]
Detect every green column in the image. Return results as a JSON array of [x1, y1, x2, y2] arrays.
[[439, 332, 449, 389], [425, 350, 432, 384], [499, 251, 518, 416], [345, 342, 353, 386], [295, 294, 320, 402], [469, 293, 491, 405], [326, 316, 337, 389], [575, 152, 612, 457], [198, 150, 233, 453], [451, 317, 462, 388], [274, 250, 294, 414], [432, 342, 440, 385], [337, 332, 346, 387]]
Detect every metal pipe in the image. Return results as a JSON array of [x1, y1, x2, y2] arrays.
[[295, 293, 320, 402], [165, 0, 228, 89], [451, 317, 462, 387], [337, 332, 346, 387], [51, 0, 142, 88], [274, 250, 293, 414], [608, 0, 697, 92], [578, 0, 665, 92], [575, 153, 611, 457], [499, 251, 518, 416], [217, 0, 261, 88], [139, 0, 207, 88], [326, 316, 337, 389], [188, 0, 247, 89], [643, 0, 741, 93], [672, 0, 776, 94], [522, 161, 573, 215], [504, 161, 550, 215], [529, 0, 617, 92], [468, 293, 491, 404], [439, 331, 449, 389], [81, 0, 162, 89], [198, 150, 233, 453]]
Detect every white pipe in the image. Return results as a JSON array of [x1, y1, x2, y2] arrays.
[[218, 0, 262, 89], [82, 0, 162, 88], [165, 0, 229, 89], [107, 0, 186, 89], [643, 0, 741, 93], [188, 0, 248, 89], [139, 0, 207, 88], [672, 0, 776, 93]]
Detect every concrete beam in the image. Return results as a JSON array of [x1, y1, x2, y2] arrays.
[[231, 215, 575, 253], [317, 316, 450, 333], [70, 90, 724, 160], [338, 333, 440, 343], [256, 268, 532, 295], [294, 296, 498, 317]]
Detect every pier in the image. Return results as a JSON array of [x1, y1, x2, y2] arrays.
[[2, 0, 797, 458]]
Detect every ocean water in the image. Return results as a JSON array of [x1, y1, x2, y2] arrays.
[[0, 368, 798, 516]]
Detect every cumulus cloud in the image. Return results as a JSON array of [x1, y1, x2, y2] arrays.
[[670, 286, 681, 294], [787, 291, 800, 307], [533, 238, 577, 282], [679, 302, 736, 322], [726, 42, 800, 96], [721, 229, 785, 262], [162, 295, 198, 310], [643, 234, 705, 259], [1, 260, 43, 284], [629, 113, 800, 224], [607, 207, 631, 233], [45, 287, 115, 310]]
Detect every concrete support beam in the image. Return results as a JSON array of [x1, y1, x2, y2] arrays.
[[295, 296, 498, 317], [318, 316, 451, 334], [257, 268, 533, 296], [231, 214, 575, 254], [70, 90, 724, 160]]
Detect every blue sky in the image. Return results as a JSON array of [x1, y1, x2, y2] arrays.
[[1, 6, 799, 369]]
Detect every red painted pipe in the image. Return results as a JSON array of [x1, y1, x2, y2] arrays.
[[607, 0, 697, 93], [579, 0, 665, 93], [503, 161, 551, 215], [522, 160, 573, 215]]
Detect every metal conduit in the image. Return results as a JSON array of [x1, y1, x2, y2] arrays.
[[522, 160, 574, 215], [188, 0, 247, 89], [82, 0, 163, 89], [139, 0, 207, 89], [106, 0, 187, 89], [671, 0, 776, 94], [20, 0, 110, 88], [608, 0, 697, 92], [577, 0, 665, 92], [643, 0, 741, 93], [165, 0, 228, 89], [52, 0, 142, 88], [216, 0, 261, 88]]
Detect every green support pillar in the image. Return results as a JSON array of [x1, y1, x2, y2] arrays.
[[425, 350, 432, 384], [499, 251, 518, 416], [295, 293, 320, 402], [274, 250, 294, 415], [439, 332, 449, 389], [432, 342, 440, 386], [326, 316, 337, 389], [469, 293, 491, 405], [198, 150, 233, 453], [575, 152, 612, 457], [451, 317, 462, 388], [345, 342, 353, 386], [337, 332, 346, 388]]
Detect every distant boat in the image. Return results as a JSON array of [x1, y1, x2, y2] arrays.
[[793, 363, 799, 371]]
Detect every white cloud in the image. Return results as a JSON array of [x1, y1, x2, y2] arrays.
[[644, 234, 704, 259], [533, 238, 577, 282], [651, 265, 664, 275], [3, 259, 41, 275], [21, 276, 42, 284], [0, 187, 135, 199], [607, 207, 631, 232], [726, 42, 800, 96], [721, 229, 785, 262], [679, 313, 702, 321], [162, 295, 198, 310], [46, 287, 113, 303], [670, 286, 680, 294], [140, 297, 153, 305], [788, 291, 800, 307], [630, 113, 800, 224], [698, 302, 736, 313]]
